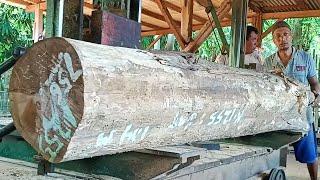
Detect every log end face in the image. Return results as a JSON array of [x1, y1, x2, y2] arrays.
[[9, 38, 84, 163]]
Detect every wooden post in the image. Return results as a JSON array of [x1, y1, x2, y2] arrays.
[[156, 0, 186, 48], [230, 0, 248, 68], [45, 0, 83, 39], [253, 13, 263, 48], [181, 0, 193, 43], [33, 4, 44, 42], [9, 38, 309, 163]]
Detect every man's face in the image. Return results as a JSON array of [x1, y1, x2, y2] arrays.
[[246, 31, 258, 54], [272, 27, 292, 51]]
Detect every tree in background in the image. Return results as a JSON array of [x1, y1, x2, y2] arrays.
[[0, 4, 33, 64], [0, 5, 33, 92]]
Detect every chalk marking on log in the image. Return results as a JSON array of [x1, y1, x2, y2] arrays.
[[119, 124, 150, 145], [95, 124, 150, 147], [95, 130, 116, 147], [37, 52, 82, 162]]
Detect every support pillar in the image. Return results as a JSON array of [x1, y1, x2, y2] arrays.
[[46, 0, 83, 40], [230, 0, 248, 68], [33, 4, 43, 42]]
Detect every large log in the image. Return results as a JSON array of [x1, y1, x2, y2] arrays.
[[9, 37, 309, 163]]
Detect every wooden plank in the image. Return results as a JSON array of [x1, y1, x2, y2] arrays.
[[136, 145, 206, 163], [9, 37, 309, 163], [181, 0, 193, 43], [262, 10, 320, 19], [156, 0, 186, 48]]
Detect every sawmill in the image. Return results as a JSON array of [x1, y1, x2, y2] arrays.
[[0, 0, 320, 179]]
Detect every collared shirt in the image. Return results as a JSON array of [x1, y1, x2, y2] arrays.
[[215, 49, 264, 72], [264, 47, 317, 123], [244, 49, 264, 72]]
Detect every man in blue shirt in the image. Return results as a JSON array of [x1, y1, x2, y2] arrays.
[[265, 21, 320, 180]]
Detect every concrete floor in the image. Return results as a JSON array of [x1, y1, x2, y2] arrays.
[[285, 153, 319, 180]]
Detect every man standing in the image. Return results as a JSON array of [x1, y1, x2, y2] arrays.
[[265, 21, 319, 180]]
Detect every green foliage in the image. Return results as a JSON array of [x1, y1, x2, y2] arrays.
[[0, 4, 33, 63], [0, 5, 33, 93]]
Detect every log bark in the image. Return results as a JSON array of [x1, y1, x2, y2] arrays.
[[9, 37, 309, 163]]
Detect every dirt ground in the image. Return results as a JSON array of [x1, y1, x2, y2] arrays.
[[285, 153, 319, 180], [0, 160, 63, 180]]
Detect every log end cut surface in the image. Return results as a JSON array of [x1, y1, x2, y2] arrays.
[[9, 38, 84, 163]]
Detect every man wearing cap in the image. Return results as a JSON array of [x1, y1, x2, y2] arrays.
[[265, 21, 320, 180]]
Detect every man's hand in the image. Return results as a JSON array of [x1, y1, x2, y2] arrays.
[[310, 90, 320, 107]]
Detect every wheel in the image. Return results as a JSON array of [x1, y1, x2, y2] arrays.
[[268, 168, 286, 180]]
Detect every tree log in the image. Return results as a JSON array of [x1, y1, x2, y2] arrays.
[[9, 37, 309, 163]]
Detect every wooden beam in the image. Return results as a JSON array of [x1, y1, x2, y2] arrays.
[[26, 2, 46, 12], [253, 13, 263, 47], [183, 0, 231, 52], [0, 0, 30, 8], [261, 18, 285, 39], [155, 0, 186, 48], [151, 0, 207, 23], [181, 0, 193, 43], [142, 8, 180, 25], [146, 34, 164, 49], [262, 10, 320, 19], [141, 21, 232, 36], [141, 21, 165, 30]]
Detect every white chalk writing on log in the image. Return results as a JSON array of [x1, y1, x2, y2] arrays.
[[95, 105, 247, 148], [168, 105, 246, 130], [95, 124, 150, 147]]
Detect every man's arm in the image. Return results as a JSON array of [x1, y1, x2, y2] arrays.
[[309, 76, 320, 96]]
